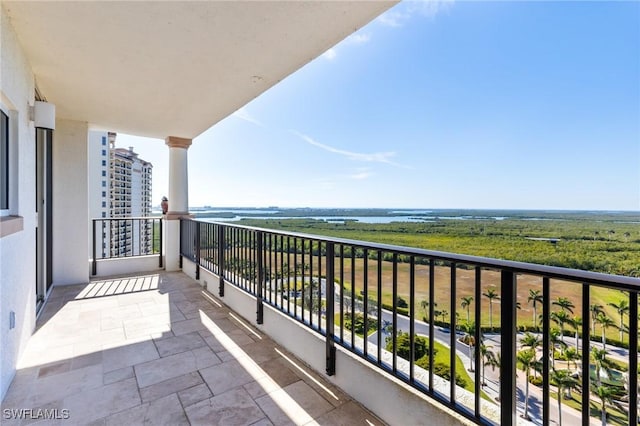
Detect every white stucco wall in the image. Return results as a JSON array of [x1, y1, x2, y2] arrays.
[[53, 119, 89, 286], [0, 4, 37, 401], [93, 255, 163, 278]]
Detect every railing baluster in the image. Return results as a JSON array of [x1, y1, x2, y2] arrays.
[[363, 249, 369, 357], [302, 240, 306, 324], [542, 277, 550, 426], [218, 225, 225, 297], [392, 253, 398, 373], [294, 237, 298, 319], [195, 221, 200, 280], [450, 262, 456, 403], [351, 247, 355, 349], [500, 269, 516, 426], [92, 219, 97, 276], [256, 230, 264, 324], [377, 250, 382, 365], [429, 258, 435, 392], [326, 242, 336, 376], [158, 218, 163, 267], [409, 255, 415, 384], [318, 241, 322, 328], [581, 283, 590, 426], [339, 244, 344, 344], [474, 266, 481, 418], [630, 291, 638, 426]]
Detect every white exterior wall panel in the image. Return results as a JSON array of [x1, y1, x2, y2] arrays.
[[0, 5, 37, 400]]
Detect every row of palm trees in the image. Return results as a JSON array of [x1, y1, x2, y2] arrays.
[[517, 332, 625, 426], [429, 288, 631, 346]]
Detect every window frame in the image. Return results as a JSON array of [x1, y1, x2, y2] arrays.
[[0, 109, 8, 211]]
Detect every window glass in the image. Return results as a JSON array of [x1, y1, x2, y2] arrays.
[[0, 110, 8, 210]]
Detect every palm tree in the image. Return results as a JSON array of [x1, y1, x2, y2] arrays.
[[590, 304, 604, 336], [563, 347, 580, 372], [440, 309, 448, 325], [519, 332, 541, 378], [608, 299, 629, 342], [568, 316, 582, 351], [593, 385, 616, 426], [420, 299, 429, 315], [551, 369, 580, 426], [591, 348, 615, 387], [553, 297, 575, 314], [527, 289, 543, 330], [551, 310, 572, 343], [550, 329, 567, 368], [520, 332, 542, 349], [461, 321, 475, 371], [517, 349, 537, 420], [479, 342, 496, 386], [595, 313, 617, 351], [460, 296, 473, 324], [483, 288, 500, 332]]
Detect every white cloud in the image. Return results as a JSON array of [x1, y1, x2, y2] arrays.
[[231, 107, 262, 126], [378, 0, 454, 27], [347, 33, 371, 45], [322, 48, 337, 61], [291, 130, 409, 168], [348, 168, 373, 180]]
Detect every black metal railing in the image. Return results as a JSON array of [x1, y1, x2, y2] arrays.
[[91, 217, 163, 275], [180, 218, 639, 426]]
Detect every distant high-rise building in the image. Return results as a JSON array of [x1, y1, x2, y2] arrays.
[[89, 131, 153, 258]]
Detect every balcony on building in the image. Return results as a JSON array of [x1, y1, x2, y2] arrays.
[[1, 2, 638, 426]]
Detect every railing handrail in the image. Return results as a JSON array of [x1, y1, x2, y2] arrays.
[[92, 216, 162, 221], [189, 219, 639, 290]]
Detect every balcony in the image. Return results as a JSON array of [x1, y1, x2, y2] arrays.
[[176, 219, 639, 426], [1, 273, 386, 425]]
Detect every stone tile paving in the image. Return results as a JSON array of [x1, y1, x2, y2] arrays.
[[1, 272, 385, 426]]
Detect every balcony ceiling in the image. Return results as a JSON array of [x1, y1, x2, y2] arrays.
[[3, 1, 396, 139]]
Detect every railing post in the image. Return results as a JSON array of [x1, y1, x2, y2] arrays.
[[500, 269, 517, 426], [92, 219, 97, 276], [159, 218, 163, 268], [325, 242, 336, 376], [218, 224, 225, 297], [179, 219, 183, 269], [195, 221, 201, 280], [256, 231, 264, 324]]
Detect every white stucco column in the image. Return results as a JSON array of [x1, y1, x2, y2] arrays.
[[164, 136, 192, 271], [53, 119, 89, 285]]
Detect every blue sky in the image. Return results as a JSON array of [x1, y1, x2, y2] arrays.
[[118, 1, 640, 211]]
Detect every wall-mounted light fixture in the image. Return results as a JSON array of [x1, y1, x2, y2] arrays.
[[33, 101, 55, 130]]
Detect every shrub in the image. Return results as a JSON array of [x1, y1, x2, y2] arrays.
[[387, 332, 433, 361], [344, 312, 377, 335], [529, 375, 543, 386], [432, 362, 467, 387]]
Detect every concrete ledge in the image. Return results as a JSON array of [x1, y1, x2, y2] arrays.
[[91, 255, 163, 278], [0, 215, 23, 238], [182, 259, 473, 426]]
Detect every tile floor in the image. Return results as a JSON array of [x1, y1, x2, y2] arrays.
[[1, 272, 385, 426]]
